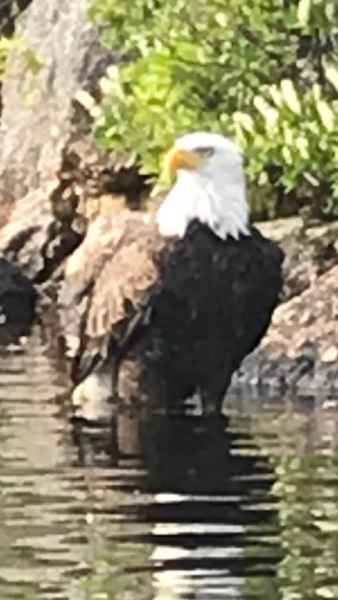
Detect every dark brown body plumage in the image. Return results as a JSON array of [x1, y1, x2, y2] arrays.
[[60, 211, 283, 413]]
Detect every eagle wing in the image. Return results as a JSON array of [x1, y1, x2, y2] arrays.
[[86, 217, 167, 340], [65, 211, 168, 349], [64, 212, 130, 291]]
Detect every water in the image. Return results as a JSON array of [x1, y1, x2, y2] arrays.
[[0, 327, 338, 599]]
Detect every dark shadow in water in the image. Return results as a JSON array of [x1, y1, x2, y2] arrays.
[[72, 409, 280, 599]]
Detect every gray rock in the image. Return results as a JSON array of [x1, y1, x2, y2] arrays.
[[256, 217, 338, 301], [0, 0, 114, 279]]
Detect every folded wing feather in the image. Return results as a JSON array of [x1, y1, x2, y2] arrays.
[[65, 211, 169, 343]]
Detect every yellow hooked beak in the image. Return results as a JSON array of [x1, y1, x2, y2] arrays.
[[164, 146, 203, 179], [154, 146, 204, 195]]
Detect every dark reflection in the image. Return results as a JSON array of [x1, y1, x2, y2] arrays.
[[0, 327, 338, 599], [73, 408, 280, 599]]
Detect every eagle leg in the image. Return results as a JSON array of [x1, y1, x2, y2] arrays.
[[117, 304, 151, 355], [112, 304, 153, 408]]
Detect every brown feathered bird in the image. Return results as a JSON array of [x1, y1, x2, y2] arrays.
[[60, 132, 283, 417]]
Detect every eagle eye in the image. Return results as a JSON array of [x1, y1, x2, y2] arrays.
[[195, 146, 214, 158]]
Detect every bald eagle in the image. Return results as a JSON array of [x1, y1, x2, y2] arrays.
[[60, 132, 283, 416]]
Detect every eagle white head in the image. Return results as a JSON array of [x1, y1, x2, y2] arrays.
[[156, 132, 249, 240]]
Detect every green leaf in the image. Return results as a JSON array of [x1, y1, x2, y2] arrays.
[[214, 12, 227, 27], [280, 79, 301, 115], [317, 587, 338, 599], [269, 84, 283, 108], [233, 111, 254, 133], [324, 63, 338, 92], [315, 99, 335, 131], [253, 96, 279, 128], [295, 136, 309, 159], [297, 0, 312, 26]]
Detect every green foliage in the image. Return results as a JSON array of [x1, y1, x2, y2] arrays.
[[236, 77, 338, 214], [88, 0, 338, 215]]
